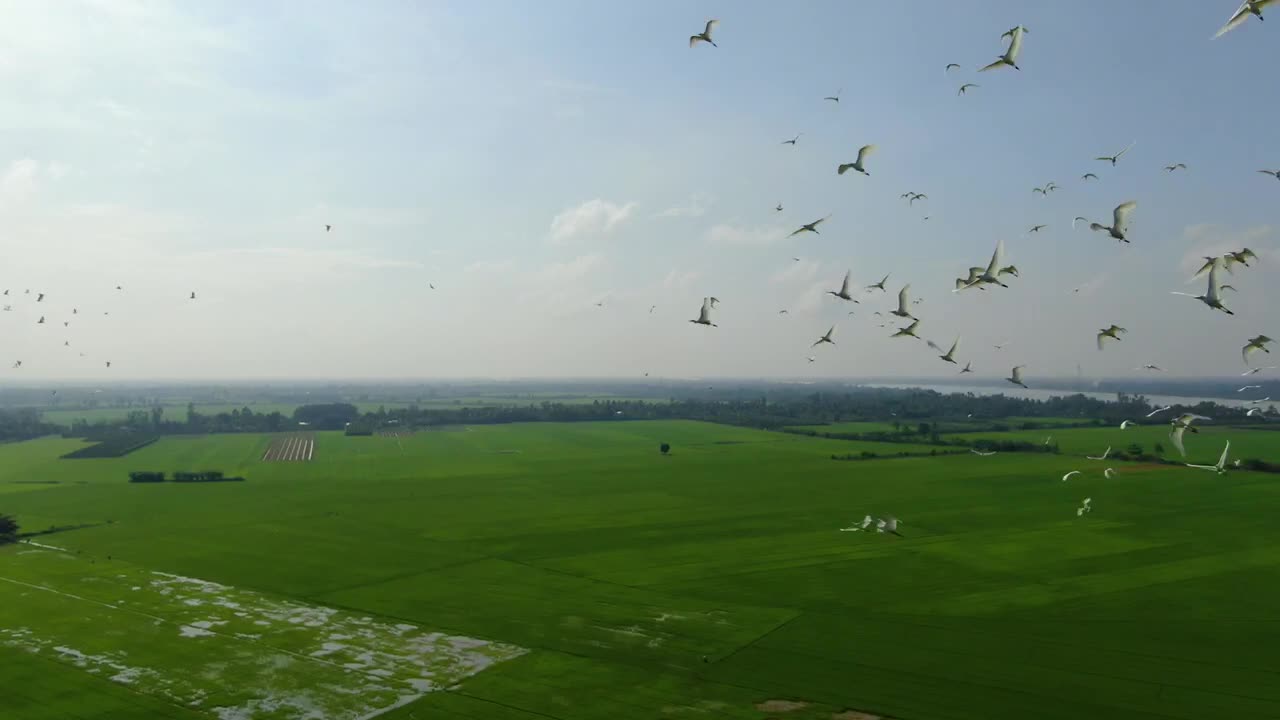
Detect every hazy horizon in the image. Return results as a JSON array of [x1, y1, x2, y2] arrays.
[[2, 1, 1275, 382]]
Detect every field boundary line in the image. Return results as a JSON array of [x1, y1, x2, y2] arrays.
[[308, 556, 488, 599], [711, 610, 805, 667], [451, 691, 568, 720]]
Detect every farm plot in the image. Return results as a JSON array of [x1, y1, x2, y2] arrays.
[[261, 433, 315, 462], [0, 548, 526, 720]]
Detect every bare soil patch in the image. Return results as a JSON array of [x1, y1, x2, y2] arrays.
[[756, 699, 809, 713]]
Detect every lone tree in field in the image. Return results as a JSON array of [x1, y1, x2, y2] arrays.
[[0, 514, 18, 544], [660, 443, 670, 455]]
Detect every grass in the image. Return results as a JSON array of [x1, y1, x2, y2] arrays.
[[3, 419, 1280, 719], [950, 423, 1280, 464], [789, 417, 1097, 435]]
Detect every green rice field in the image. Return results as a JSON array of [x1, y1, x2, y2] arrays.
[[3, 420, 1280, 719]]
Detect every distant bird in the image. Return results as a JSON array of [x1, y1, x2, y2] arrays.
[[37, 316, 44, 324], [812, 326, 837, 348], [1104, 468, 1117, 479], [993, 342, 1009, 351], [891, 285, 916, 318], [1247, 397, 1272, 405], [959, 361, 973, 374], [778, 310, 789, 315], [1164, 163, 1187, 173], [1247, 408, 1266, 418], [823, 88, 841, 103], [649, 305, 656, 314], [775, 203, 784, 212], [1043, 436, 1053, 445], [908, 193, 927, 205], [1136, 364, 1165, 372], [689, 298, 717, 327], [1120, 420, 1136, 429], [1244, 335, 1274, 365], [594, 300, 605, 308], [1187, 441, 1231, 475], [1243, 366, 1278, 376], [429, 283, 435, 290], [1078, 497, 1093, 516], [1087, 446, 1111, 461], [970, 449, 997, 456], [1007, 365, 1027, 388], [1081, 173, 1099, 181], [1096, 141, 1135, 166], [1097, 324, 1127, 350], [787, 215, 830, 237], [1032, 182, 1057, 195], [115, 285, 122, 291], [1226, 248, 1258, 269], [866, 274, 890, 292], [1216, 1, 1275, 38], [64, 341, 69, 347], [827, 271, 858, 302], [189, 292, 196, 300], [930, 336, 961, 364], [876, 517, 902, 537], [838, 145, 877, 176], [944, 63, 961, 72], [1260, 169, 1280, 180], [1169, 413, 1211, 457], [1171, 257, 1233, 315], [957, 83, 979, 96], [62, 321, 68, 327], [1028, 224, 1048, 233], [1088, 201, 1137, 242], [105, 361, 111, 368], [807, 356, 816, 363], [781, 133, 803, 145], [1062, 471, 1081, 482], [72, 308, 77, 314], [36, 293, 44, 302], [980, 25, 1024, 71], [892, 320, 922, 340], [325, 224, 332, 232], [689, 19, 719, 48], [1146, 406, 1173, 418]]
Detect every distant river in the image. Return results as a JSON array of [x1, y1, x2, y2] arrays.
[[859, 382, 1268, 411]]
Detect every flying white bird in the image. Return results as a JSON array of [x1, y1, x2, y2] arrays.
[[891, 285, 916, 318], [1096, 142, 1135, 166], [1243, 335, 1274, 365], [1226, 248, 1258, 269], [944, 63, 961, 73], [980, 25, 1024, 71], [1169, 413, 1211, 457], [1032, 182, 1058, 195], [957, 83, 979, 96], [960, 240, 1009, 290], [1087, 446, 1111, 461], [1135, 364, 1165, 372], [1215, 1, 1275, 38], [827, 271, 859, 302], [812, 326, 837, 348], [892, 320, 922, 340], [1097, 324, 1127, 350], [837, 145, 877, 176], [689, 19, 719, 48], [1146, 406, 1173, 417], [807, 356, 816, 363], [1062, 471, 1081, 482], [1164, 163, 1187, 173], [1171, 257, 1234, 315], [876, 517, 903, 536], [1243, 366, 1278, 376], [1028, 224, 1048, 233], [788, 215, 830, 237], [1077, 497, 1092, 516], [933, 336, 961, 364], [1088, 201, 1137, 242], [689, 298, 717, 327], [1007, 365, 1027, 388], [1187, 441, 1231, 474], [867, 274, 890, 292], [1044, 436, 1053, 445], [824, 88, 842, 103], [1081, 173, 1099, 181], [970, 448, 997, 456], [1120, 420, 1136, 430], [1260, 169, 1280, 180], [1247, 408, 1266, 418], [1247, 397, 1272, 405], [1104, 468, 1117, 479], [1239, 385, 1262, 392]]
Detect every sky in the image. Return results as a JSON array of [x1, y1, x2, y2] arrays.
[[0, 0, 1275, 381]]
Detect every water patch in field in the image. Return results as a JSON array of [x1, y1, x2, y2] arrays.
[[0, 552, 528, 719]]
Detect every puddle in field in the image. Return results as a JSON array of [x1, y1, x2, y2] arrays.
[[0, 551, 528, 719]]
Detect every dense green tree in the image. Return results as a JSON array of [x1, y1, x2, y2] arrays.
[[0, 514, 18, 543], [660, 443, 670, 455]]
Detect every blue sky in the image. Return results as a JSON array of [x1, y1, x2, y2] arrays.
[[0, 1, 1275, 380]]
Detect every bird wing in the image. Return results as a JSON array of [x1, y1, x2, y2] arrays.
[[1215, 2, 1253, 38], [948, 336, 960, 356], [1006, 26, 1024, 61], [840, 270, 851, 295], [856, 144, 877, 166], [704, 19, 718, 38], [1217, 441, 1231, 469], [1062, 471, 1080, 481], [1113, 141, 1135, 160], [986, 240, 1004, 276], [927, 339, 943, 353], [1206, 260, 1225, 303], [698, 298, 711, 322], [1113, 201, 1137, 232], [898, 284, 911, 313], [1011, 365, 1024, 383], [978, 58, 1006, 72], [1170, 425, 1187, 457]]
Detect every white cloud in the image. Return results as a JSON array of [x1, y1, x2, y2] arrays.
[[662, 269, 701, 290], [657, 194, 709, 219], [182, 247, 423, 273], [0, 158, 65, 203], [549, 199, 636, 244], [705, 223, 788, 247], [769, 259, 822, 286]]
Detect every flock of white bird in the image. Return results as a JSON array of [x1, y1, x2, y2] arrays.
[[685, 6, 1277, 534]]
